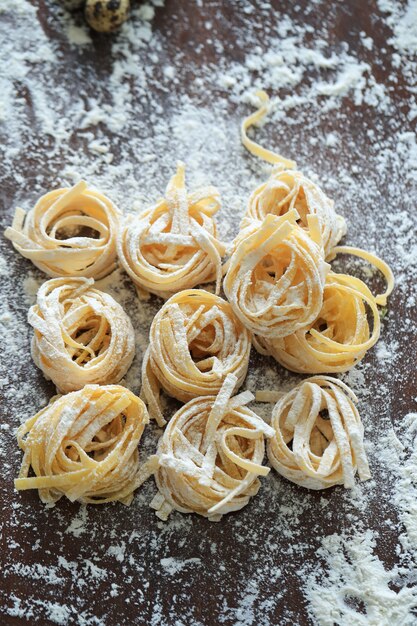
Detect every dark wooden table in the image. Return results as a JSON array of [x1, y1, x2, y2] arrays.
[[1, 1, 416, 625]]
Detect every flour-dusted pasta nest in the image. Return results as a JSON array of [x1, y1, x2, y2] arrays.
[[150, 374, 274, 521], [242, 169, 347, 258], [4, 181, 120, 279], [267, 376, 371, 489], [15, 385, 150, 505], [254, 272, 381, 373], [29, 277, 135, 393], [224, 211, 329, 339], [141, 289, 252, 426], [117, 162, 226, 298]]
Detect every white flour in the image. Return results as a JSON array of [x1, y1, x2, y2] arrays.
[[0, 0, 416, 625]]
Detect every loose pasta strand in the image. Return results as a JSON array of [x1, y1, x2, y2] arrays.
[[241, 90, 297, 169], [330, 245, 394, 306]]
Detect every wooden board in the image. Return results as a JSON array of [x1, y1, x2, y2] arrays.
[[1, 1, 416, 625]]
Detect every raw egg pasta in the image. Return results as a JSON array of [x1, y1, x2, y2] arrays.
[[4, 181, 119, 279], [242, 168, 346, 258], [29, 277, 135, 393], [329, 245, 394, 306], [241, 90, 297, 169], [253, 272, 381, 373], [150, 374, 274, 521], [241, 91, 346, 258], [117, 162, 226, 298], [141, 289, 251, 427], [15, 385, 149, 505], [224, 211, 329, 338], [7, 90, 395, 523], [267, 376, 371, 489]]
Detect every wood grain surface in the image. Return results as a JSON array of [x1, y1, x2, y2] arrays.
[[1, 1, 416, 625]]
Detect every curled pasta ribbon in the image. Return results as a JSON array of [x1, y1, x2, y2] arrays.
[[224, 211, 330, 338], [117, 162, 226, 298], [268, 376, 371, 489], [4, 181, 119, 279], [241, 90, 297, 169], [242, 169, 346, 258], [15, 385, 150, 505], [254, 272, 381, 373], [142, 289, 251, 427], [329, 246, 394, 306], [29, 277, 135, 393], [150, 374, 274, 521]]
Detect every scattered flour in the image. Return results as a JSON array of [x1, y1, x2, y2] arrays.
[[0, 0, 416, 625], [305, 529, 417, 625], [160, 557, 202, 575]]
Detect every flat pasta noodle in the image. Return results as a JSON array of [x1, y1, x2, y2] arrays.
[[150, 374, 274, 521], [224, 211, 330, 338], [241, 90, 297, 169], [255, 390, 285, 403], [141, 289, 251, 427], [4, 181, 119, 279], [267, 376, 371, 489], [117, 162, 226, 298], [253, 272, 381, 373], [329, 245, 394, 306], [29, 277, 135, 393], [15, 385, 151, 505], [241, 168, 346, 258]]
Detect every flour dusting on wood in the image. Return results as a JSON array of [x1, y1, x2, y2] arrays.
[[0, 1, 416, 625]]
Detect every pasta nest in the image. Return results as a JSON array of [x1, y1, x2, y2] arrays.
[[4, 181, 119, 279], [224, 211, 330, 338], [117, 162, 226, 298], [15, 385, 149, 505], [141, 289, 252, 427], [268, 376, 371, 489], [150, 374, 274, 521], [241, 168, 346, 258], [254, 272, 381, 373], [29, 277, 135, 393]]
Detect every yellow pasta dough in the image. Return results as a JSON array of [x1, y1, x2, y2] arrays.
[[29, 277, 135, 393], [241, 91, 346, 257], [254, 272, 381, 373], [6, 89, 395, 523], [4, 181, 119, 279], [329, 245, 394, 307], [267, 376, 371, 489], [15, 385, 150, 505], [141, 289, 251, 427], [117, 162, 226, 298], [150, 374, 274, 521], [242, 168, 347, 258], [241, 90, 297, 169], [224, 211, 329, 338]]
